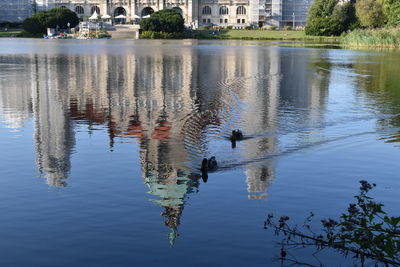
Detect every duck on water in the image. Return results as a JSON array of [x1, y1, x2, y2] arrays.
[[230, 129, 243, 148], [200, 156, 218, 183]]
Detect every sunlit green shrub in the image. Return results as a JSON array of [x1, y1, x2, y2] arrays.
[[342, 28, 400, 47]]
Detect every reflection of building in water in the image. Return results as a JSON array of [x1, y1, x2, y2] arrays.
[[195, 47, 329, 199], [129, 50, 203, 245], [45, 49, 205, 244], [242, 48, 280, 199], [0, 56, 33, 129], [0, 55, 76, 187], [31, 56, 75, 187], [194, 47, 281, 199], [280, 49, 329, 114], [0, 44, 330, 242]]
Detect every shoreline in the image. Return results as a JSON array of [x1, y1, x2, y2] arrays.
[[4, 29, 400, 49]]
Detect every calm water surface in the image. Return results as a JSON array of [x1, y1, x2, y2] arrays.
[[0, 39, 399, 266]]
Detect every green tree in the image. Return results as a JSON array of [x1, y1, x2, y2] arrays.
[[355, 0, 385, 28], [140, 9, 184, 33], [307, 0, 338, 18], [47, 8, 79, 29], [22, 8, 79, 35], [332, 1, 359, 32], [305, 0, 340, 36], [22, 16, 46, 35], [305, 17, 342, 36]]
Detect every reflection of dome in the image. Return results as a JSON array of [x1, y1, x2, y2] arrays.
[[144, 168, 199, 245]]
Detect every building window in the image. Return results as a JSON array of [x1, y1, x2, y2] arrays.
[[203, 18, 206, 23], [237, 6, 246, 15], [202, 6, 212, 15], [242, 19, 245, 23], [207, 19, 211, 23], [75, 6, 84, 15], [219, 6, 229, 15], [237, 19, 240, 23], [91, 6, 100, 15], [225, 18, 228, 23], [60, 5, 67, 9]]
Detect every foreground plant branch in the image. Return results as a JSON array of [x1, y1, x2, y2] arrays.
[[264, 181, 400, 266]]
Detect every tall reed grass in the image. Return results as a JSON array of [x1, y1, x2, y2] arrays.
[[342, 28, 400, 48]]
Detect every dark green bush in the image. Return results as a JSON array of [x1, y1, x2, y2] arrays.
[[23, 17, 45, 35], [306, 16, 342, 36], [0, 22, 22, 28], [140, 30, 188, 39], [17, 30, 43, 38], [140, 9, 184, 33]]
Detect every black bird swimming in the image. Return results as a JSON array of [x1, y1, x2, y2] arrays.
[[201, 156, 218, 182], [207, 156, 218, 170], [230, 129, 243, 148]]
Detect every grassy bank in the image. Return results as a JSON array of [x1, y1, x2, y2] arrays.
[[193, 29, 340, 42], [342, 28, 400, 48], [0, 28, 22, 37]]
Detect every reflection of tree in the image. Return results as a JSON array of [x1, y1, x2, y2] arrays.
[[353, 53, 400, 143]]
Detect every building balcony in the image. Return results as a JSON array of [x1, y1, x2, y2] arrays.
[[200, 0, 218, 4], [217, 0, 248, 5], [167, 1, 185, 5], [234, 0, 249, 4], [112, 0, 129, 5]]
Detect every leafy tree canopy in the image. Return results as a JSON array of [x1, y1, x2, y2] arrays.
[[305, 0, 340, 36], [23, 8, 79, 34], [140, 9, 184, 33], [332, 1, 359, 31], [307, 0, 339, 20], [386, 0, 400, 26], [355, 0, 386, 28]]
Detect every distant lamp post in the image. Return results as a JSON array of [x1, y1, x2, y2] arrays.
[[292, 12, 295, 29], [67, 22, 70, 33]]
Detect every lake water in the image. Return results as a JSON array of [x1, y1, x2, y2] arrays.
[[0, 39, 399, 266]]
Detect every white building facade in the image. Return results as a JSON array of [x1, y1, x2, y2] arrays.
[[1, 0, 313, 28]]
